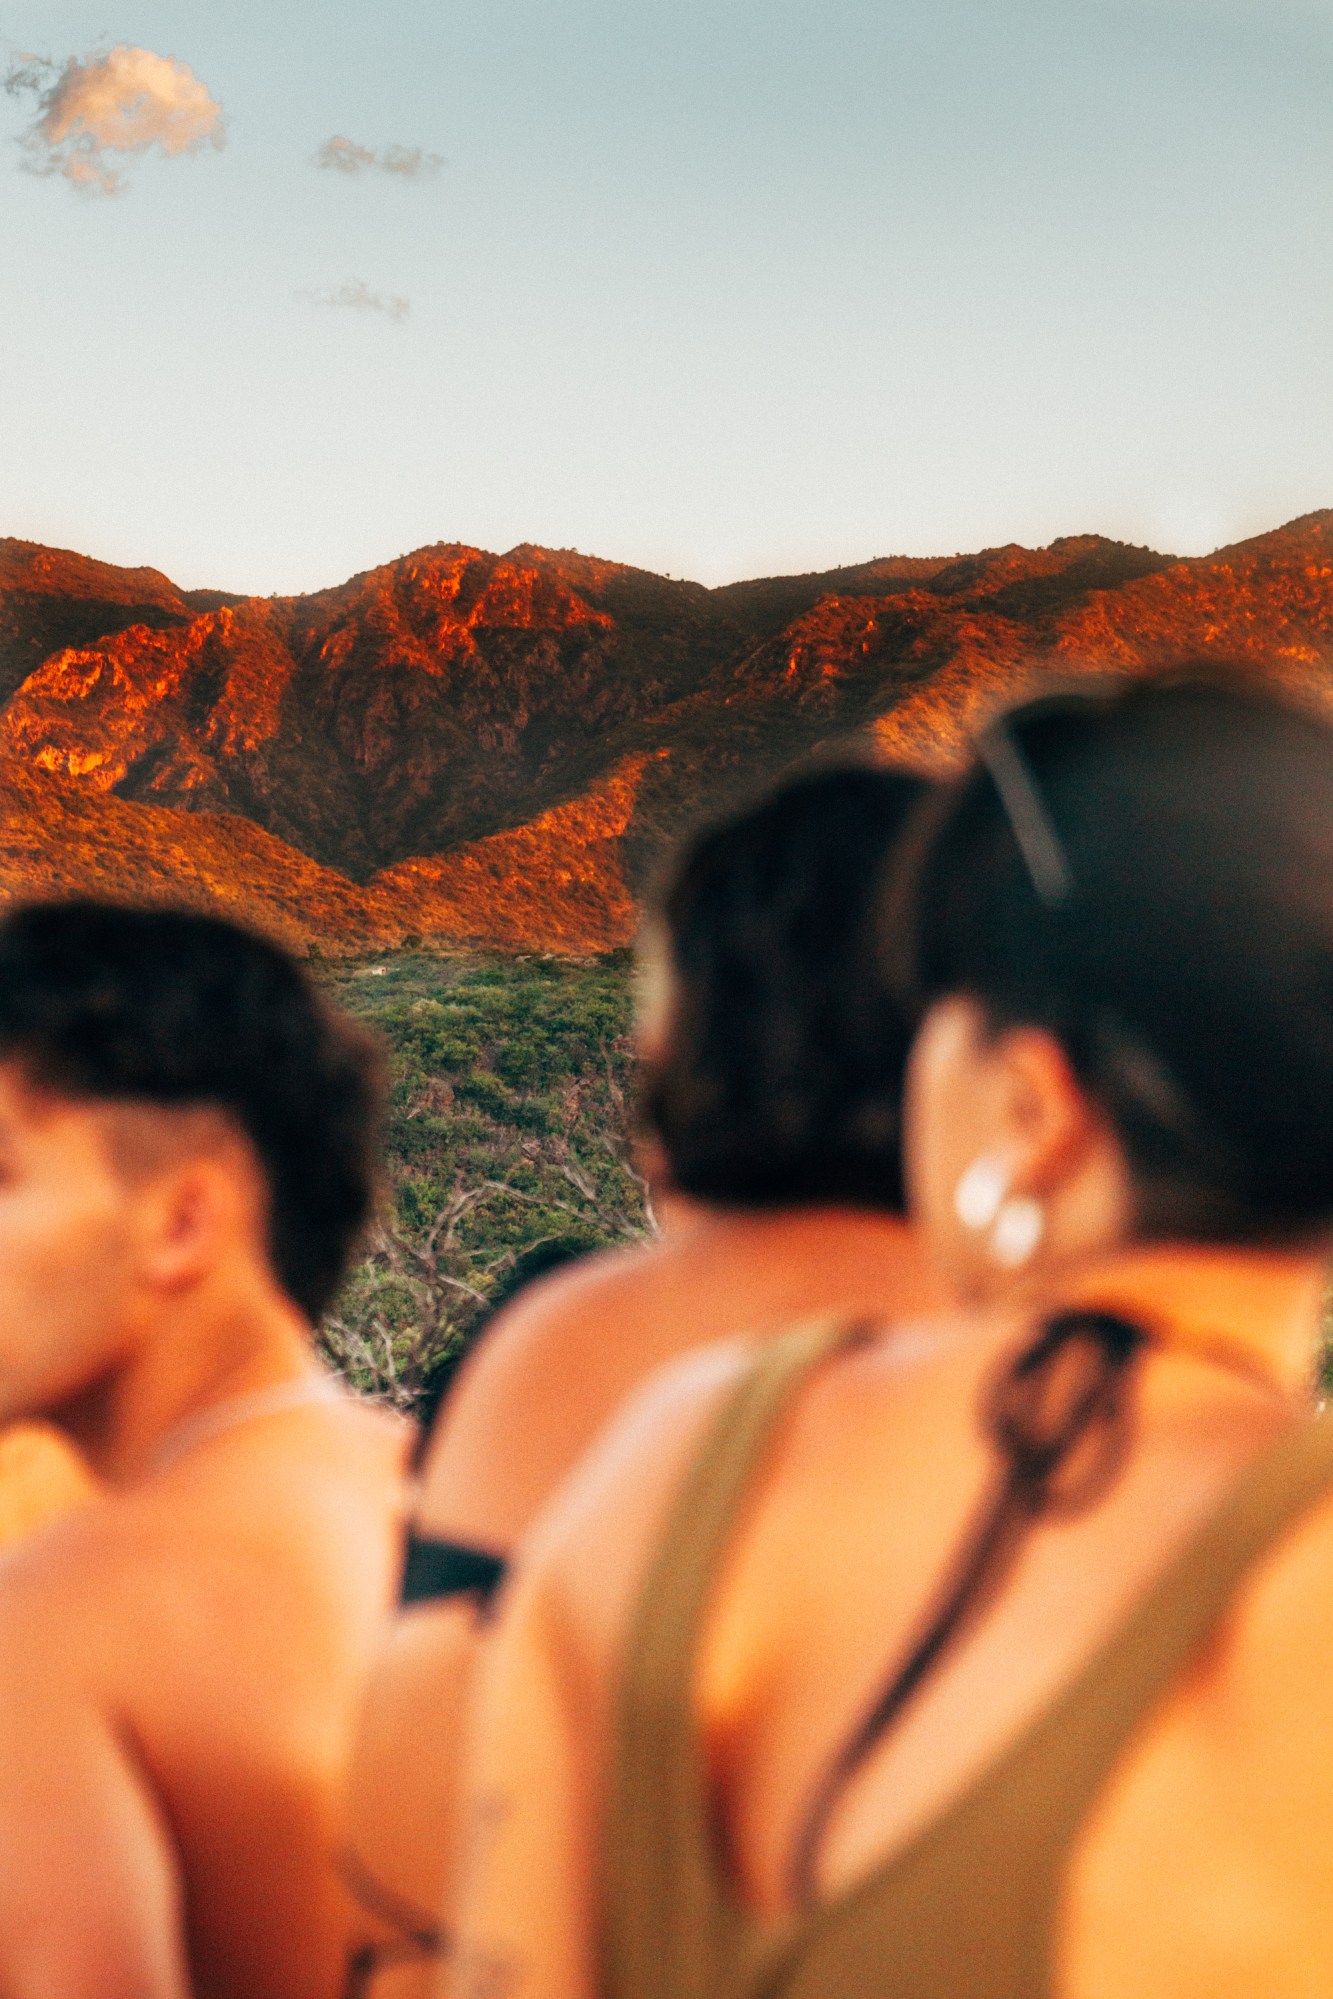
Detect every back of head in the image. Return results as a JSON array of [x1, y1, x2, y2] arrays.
[[0, 901, 383, 1320], [642, 762, 927, 1212], [902, 672, 1333, 1243]]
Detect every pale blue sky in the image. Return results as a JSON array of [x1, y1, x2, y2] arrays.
[[3, 0, 1331, 594]]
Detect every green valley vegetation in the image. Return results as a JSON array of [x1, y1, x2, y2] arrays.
[[317, 947, 651, 1412]]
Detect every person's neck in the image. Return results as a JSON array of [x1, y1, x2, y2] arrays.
[[657, 1195, 913, 1250], [50, 1272, 317, 1486], [1025, 1241, 1328, 1404]]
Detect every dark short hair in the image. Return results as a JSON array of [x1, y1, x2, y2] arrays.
[[0, 901, 384, 1319], [900, 672, 1333, 1243], [641, 762, 927, 1211]]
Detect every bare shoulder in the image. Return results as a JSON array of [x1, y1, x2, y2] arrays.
[[1070, 1451, 1333, 1951], [1095, 1440, 1333, 1855], [0, 1492, 148, 1702], [417, 1240, 677, 1542], [519, 1306, 996, 1666], [505, 1336, 766, 1666], [1223, 1468, 1333, 1710], [434, 1242, 673, 1442], [0, 1397, 408, 1706], [515, 1308, 981, 1609]]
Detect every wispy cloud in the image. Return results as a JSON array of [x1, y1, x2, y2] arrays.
[[4, 44, 224, 195], [316, 135, 444, 180], [298, 279, 411, 324]]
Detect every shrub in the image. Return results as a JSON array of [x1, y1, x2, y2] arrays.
[[316, 949, 652, 1409]]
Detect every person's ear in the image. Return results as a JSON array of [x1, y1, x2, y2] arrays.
[[947, 1026, 1117, 1277], [990, 1026, 1099, 1194], [134, 1159, 238, 1294]]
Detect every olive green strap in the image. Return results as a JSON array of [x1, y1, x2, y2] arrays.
[[601, 1320, 856, 1999], [606, 1341, 1333, 1999], [770, 1409, 1333, 1999]]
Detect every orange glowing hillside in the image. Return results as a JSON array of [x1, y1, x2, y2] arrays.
[[1, 514, 1332, 952]]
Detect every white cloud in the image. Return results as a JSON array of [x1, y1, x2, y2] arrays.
[[317, 135, 375, 173], [298, 279, 410, 324], [4, 44, 224, 194], [316, 135, 444, 179]]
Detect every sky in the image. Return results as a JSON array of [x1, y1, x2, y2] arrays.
[[2, 0, 1331, 595]]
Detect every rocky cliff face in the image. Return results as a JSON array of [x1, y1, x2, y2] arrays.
[[0, 545, 732, 874], [0, 540, 199, 705], [1, 514, 1331, 952]]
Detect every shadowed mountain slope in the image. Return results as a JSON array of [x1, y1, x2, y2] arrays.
[[1, 513, 1331, 950], [0, 755, 647, 955]]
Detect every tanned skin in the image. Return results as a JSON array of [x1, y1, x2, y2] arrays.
[[0, 1421, 96, 1552], [0, 1067, 409, 1999], [345, 1199, 942, 1995], [444, 1004, 1333, 1999]]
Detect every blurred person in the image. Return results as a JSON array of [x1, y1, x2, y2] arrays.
[[449, 676, 1333, 1999], [0, 1421, 97, 1552], [0, 902, 408, 1999], [343, 763, 944, 1994], [410, 1237, 595, 1444]]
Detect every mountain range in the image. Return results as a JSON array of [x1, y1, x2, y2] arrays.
[[2, 513, 1332, 953]]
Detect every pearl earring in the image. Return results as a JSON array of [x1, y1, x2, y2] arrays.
[[991, 1196, 1046, 1269], [954, 1155, 1008, 1232]]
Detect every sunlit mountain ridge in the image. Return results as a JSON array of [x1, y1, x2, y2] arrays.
[[2, 514, 1331, 953]]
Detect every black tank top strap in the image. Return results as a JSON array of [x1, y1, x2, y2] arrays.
[[399, 1529, 507, 1608]]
